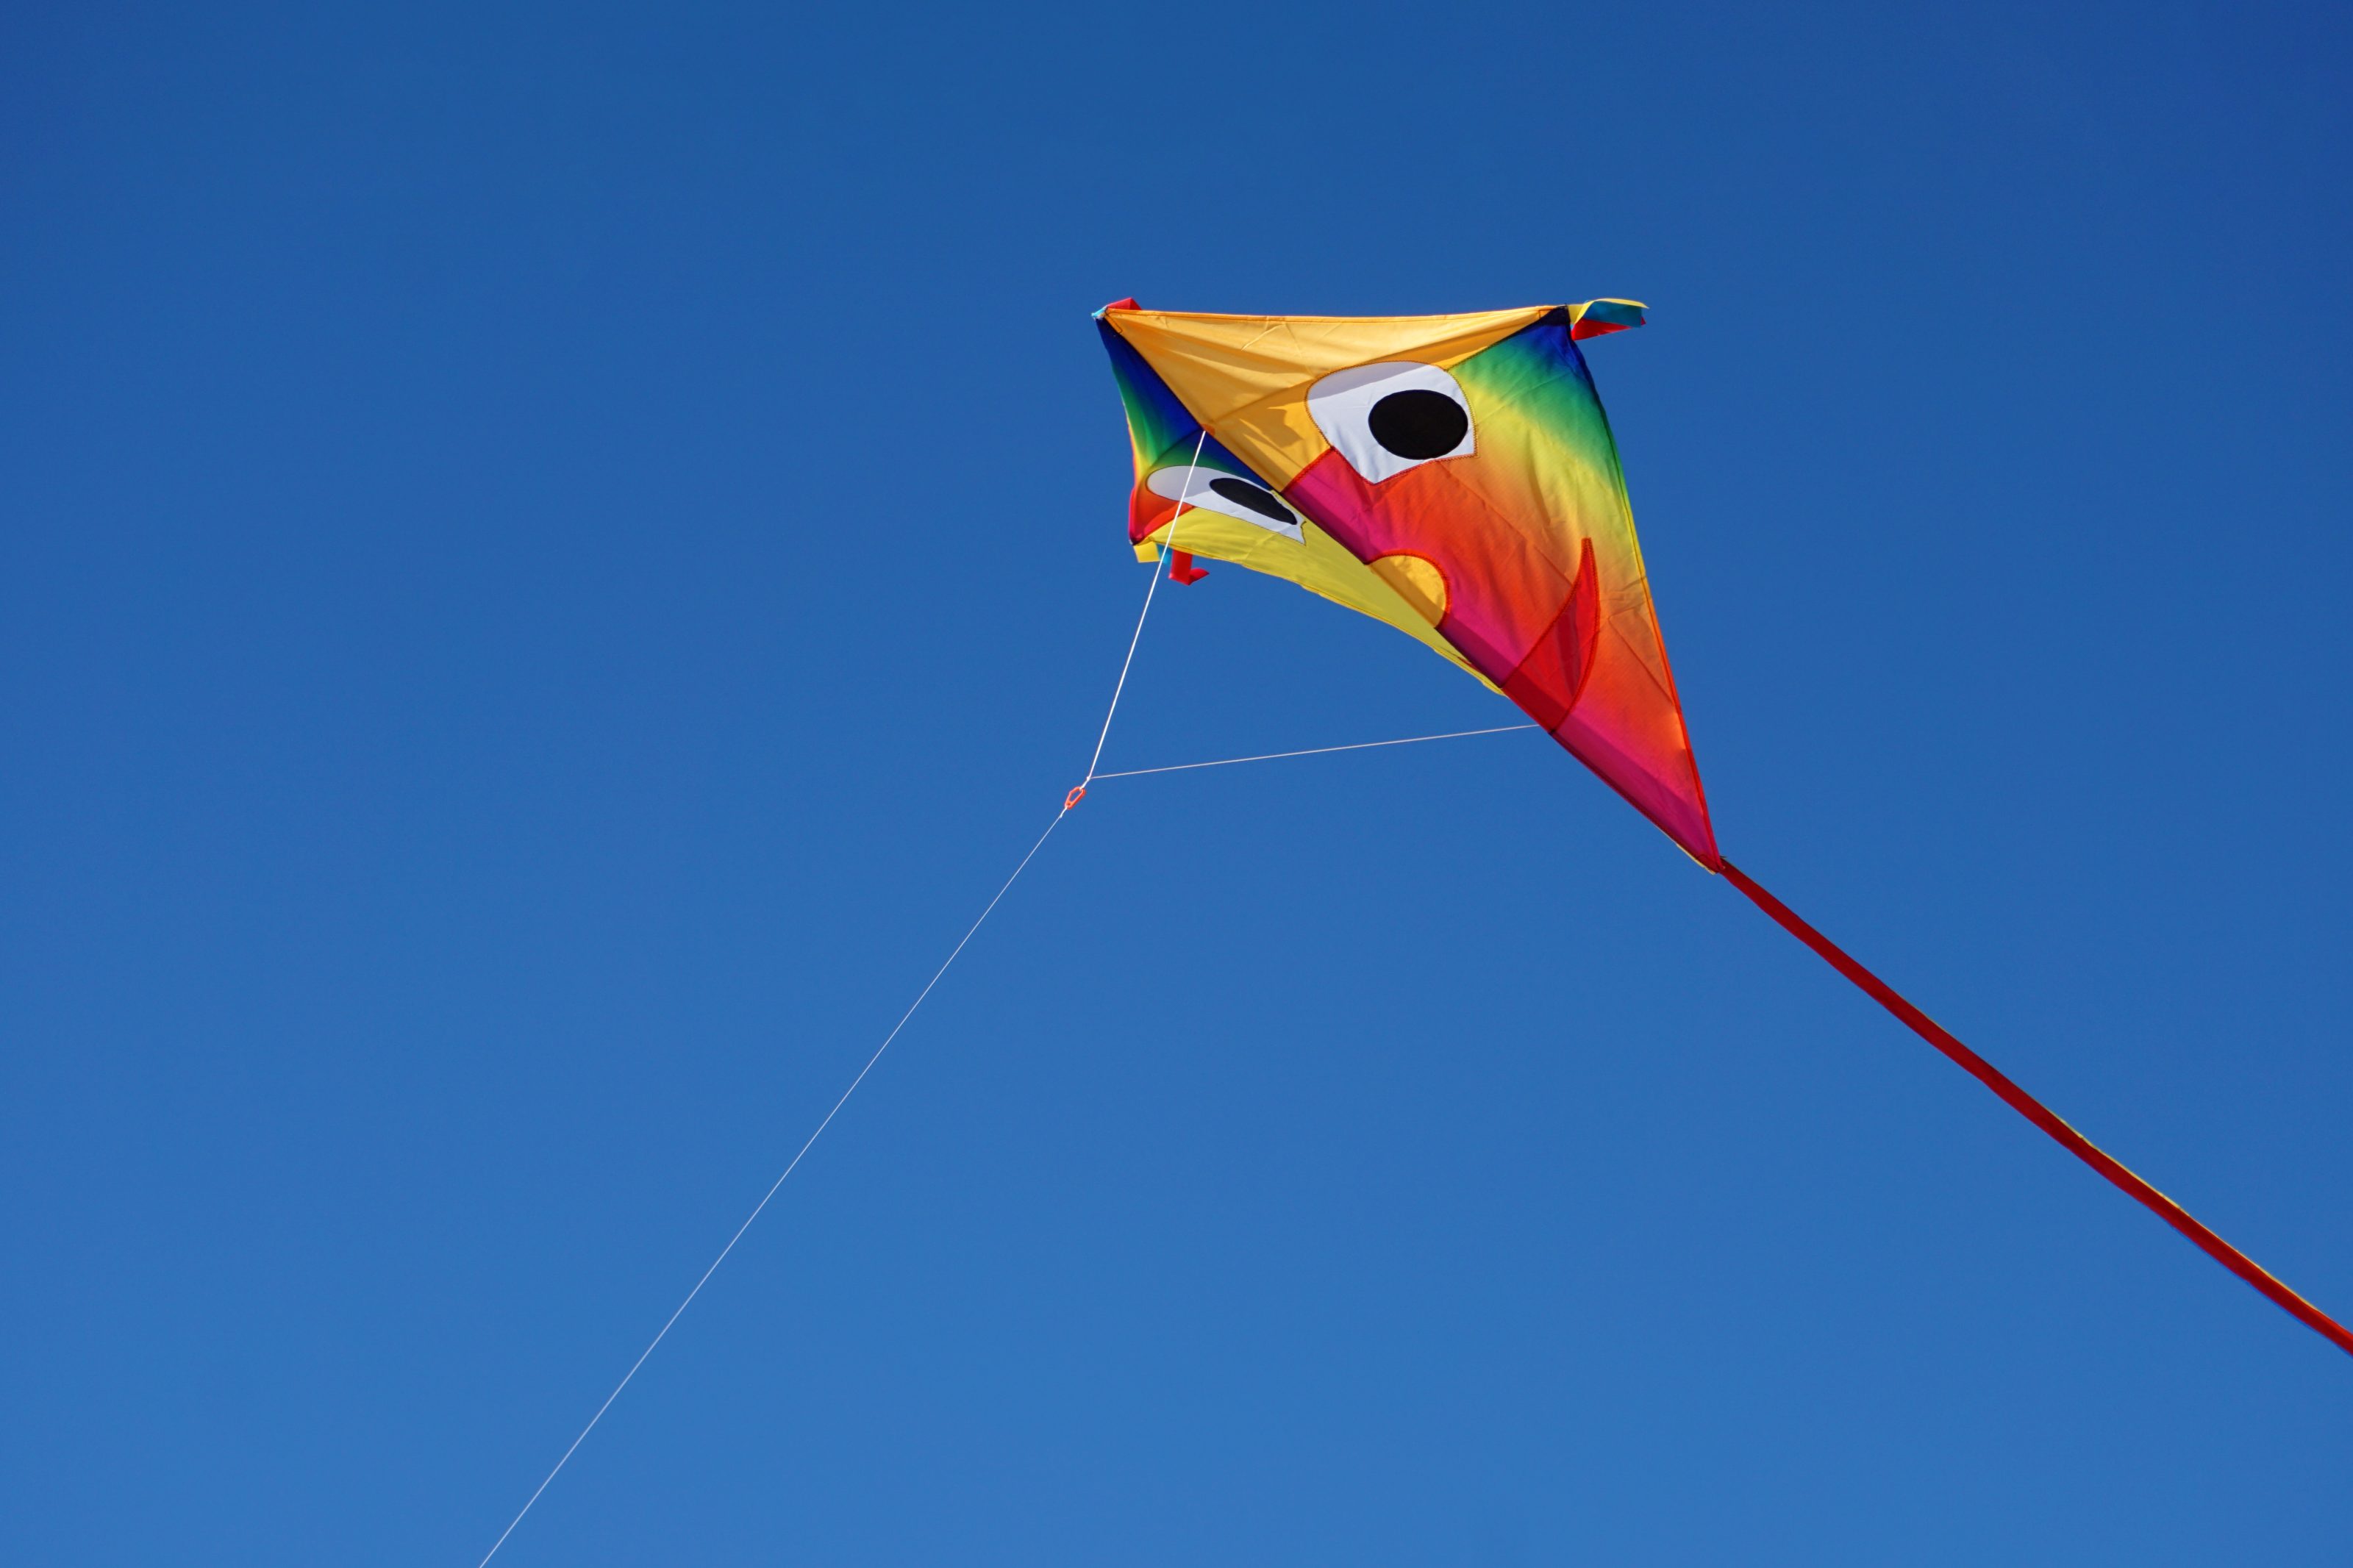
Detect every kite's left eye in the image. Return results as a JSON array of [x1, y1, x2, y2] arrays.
[[1147, 465, 1303, 539], [1307, 361, 1475, 484]]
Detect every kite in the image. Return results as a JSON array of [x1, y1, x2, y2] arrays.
[[458, 293, 2348, 1563], [1094, 298, 2352, 1359]]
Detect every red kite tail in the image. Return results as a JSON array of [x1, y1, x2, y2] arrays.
[[1718, 858, 2353, 1361]]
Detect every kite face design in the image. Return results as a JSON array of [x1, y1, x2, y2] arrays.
[[1097, 299, 1718, 867]]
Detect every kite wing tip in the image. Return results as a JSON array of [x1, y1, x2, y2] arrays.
[[1571, 298, 1648, 340], [1095, 296, 1140, 318]]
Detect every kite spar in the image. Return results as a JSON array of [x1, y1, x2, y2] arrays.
[[1094, 297, 2353, 1359]]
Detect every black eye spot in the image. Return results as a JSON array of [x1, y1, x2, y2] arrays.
[[1368, 390, 1469, 460], [1207, 476, 1294, 524]]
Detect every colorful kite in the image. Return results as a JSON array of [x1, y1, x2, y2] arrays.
[[1095, 298, 2352, 1358]]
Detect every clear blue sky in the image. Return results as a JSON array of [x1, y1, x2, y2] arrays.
[[5, 2, 2349, 1561]]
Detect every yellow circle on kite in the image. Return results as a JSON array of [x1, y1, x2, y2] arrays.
[[1368, 552, 1448, 626]]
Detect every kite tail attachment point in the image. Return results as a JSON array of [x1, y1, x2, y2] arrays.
[[1718, 857, 2353, 1361]]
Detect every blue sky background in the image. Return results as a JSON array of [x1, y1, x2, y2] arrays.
[[5, 2, 2350, 1562]]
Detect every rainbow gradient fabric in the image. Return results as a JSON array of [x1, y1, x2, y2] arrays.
[[1096, 301, 1717, 865]]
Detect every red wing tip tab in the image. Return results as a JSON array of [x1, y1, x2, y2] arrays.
[[1168, 549, 1209, 585], [1571, 299, 1648, 339], [1096, 297, 1140, 317]]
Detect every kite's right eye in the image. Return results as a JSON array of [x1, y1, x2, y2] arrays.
[[1146, 465, 1302, 539], [1307, 361, 1475, 484]]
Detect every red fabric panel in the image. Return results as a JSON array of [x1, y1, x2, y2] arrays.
[[1497, 539, 1599, 729]]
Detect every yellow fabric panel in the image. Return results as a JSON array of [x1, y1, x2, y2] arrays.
[[1138, 512, 1499, 691], [1108, 306, 1549, 487]]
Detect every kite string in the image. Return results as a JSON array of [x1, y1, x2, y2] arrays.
[[1080, 429, 1206, 787], [1090, 723, 1537, 781], [482, 434, 1221, 1564], [480, 445, 1527, 1561], [474, 806, 1073, 1567]]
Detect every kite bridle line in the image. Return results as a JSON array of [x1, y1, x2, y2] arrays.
[[1070, 428, 1207, 809], [1090, 723, 1537, 780]]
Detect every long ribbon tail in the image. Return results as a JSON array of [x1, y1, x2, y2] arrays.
[[1718, 857, 2353, 1360]]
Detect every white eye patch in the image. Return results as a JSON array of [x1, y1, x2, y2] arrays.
[[1307, 361, 1475, 484], [1146, 465, 1303, 539]]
